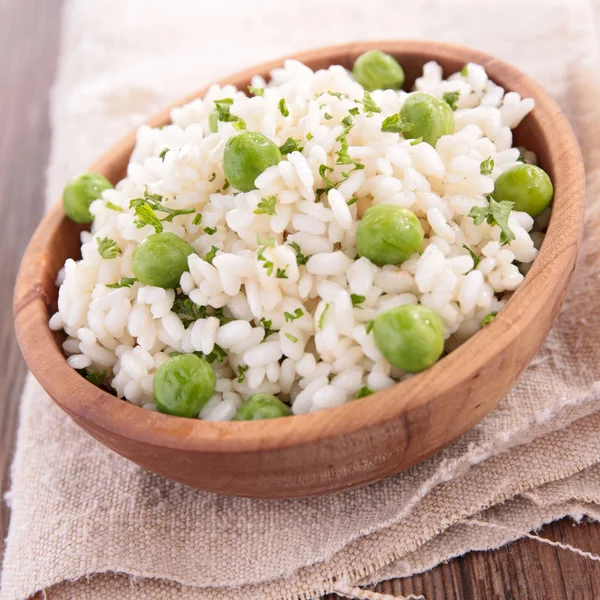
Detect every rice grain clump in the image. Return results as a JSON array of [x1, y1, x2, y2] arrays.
[[50, 57, 548, 419]]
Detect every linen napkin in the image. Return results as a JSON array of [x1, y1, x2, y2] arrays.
[[3, 0, 600, 598]]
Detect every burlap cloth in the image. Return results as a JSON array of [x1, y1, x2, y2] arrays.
[[3, 0, 600, 598]]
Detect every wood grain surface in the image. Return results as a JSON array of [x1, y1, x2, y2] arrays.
[[1, 0, 600, 598]]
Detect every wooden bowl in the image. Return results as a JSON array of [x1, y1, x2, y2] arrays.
[[14, 41, 585, 498]]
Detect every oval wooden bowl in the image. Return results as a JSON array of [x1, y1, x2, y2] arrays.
[[14, 41, 585, 498]]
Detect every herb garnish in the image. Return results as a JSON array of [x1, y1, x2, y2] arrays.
[[443, 91, 460, 111], [254, 195, 277, 216], [284, 308, 303, 322], [214, 98, 246, 129], [358, 91, 381, 116], [481, 312, 497, 327], [97, 237, 121, 259], [289, 241, 310, 266], [205, 245, 219, 264], [479, 157, 494, 175], [106, 277, 138, 289], [319, 303, 331, 329], [469, 198, 515, 245], [381, 113, 413, 134], [279, 137, 304, 155], [351, 294, 366, 308], [355, 386, 373, 399], [278, 98, 289, 117], [84, 368, 107, 387], [462, 244, 481, 268], [237, 364, 249, 383], [105, 201, 123, 212]]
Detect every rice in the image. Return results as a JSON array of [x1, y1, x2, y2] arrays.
[[51, 58, 545, 419]]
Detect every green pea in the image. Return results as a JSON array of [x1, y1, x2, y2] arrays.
[[493, 164, 553, 218], [209, 110, 219, 133], [400, 92, 454, 147], [132, 232, 195, 289], [63, 172, 113, 224], [154, 354, 216, 417], [356, 204, 424, 266], [353, 50, 405, 91], [373, 304, 445, 373], [233, 393, 291, 421], [223, 131, 282, 192]]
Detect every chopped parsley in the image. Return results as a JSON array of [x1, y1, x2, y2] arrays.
[[365, 319, 375, 334], [209, 172, 216, 182], [133, 203, 164, 233], [279, 137, 304, 155], [257, 235, 276, 248], [159, 148, 169, 161], [358, 91, 381, 116], [381, 113, 413, 134], [348, 106, 360, 116], [223, 181, 230, 191], [409, 137, 423, 145], [284, 332, 298, 343], [327, 90, 344, 100], [469, 198, 515, 245], [202, 344, 226, 364], [275, 266, 288, 279], [204, 226, 217, 235], [254, 195, 277, 216], [335, 115, 355, 141], [350, 294, 366, 308], [278, 98, 289, 117], [105, 201, 123, 212], [256, 238, 275, 276], [131, 190, 195, 232], [481, 312, 497, 327], [324, 112, 333, 120], [462, 244, 481, 268], [259, 317, 276, 337], [237, 364, 249, 383], [248, 86, 264, 97], [289, 241, 310, 266], [335, 136, 364, 171], [106, 277, 138, 289], [205, 245, 219, 264], [318, 303, 331, 329], [480, 157, 494, 176], [84, 368, 107, 387], [172, 292, 207, 323], [306, 132, 314, 140], [97, 237, 121, 259], [355, 386, 373, 399], [461, 65, 469, 77], [319, 164, 335, 187], [192, 213, 203, 226], [284, 308, 304, 322], [346, 197, 358, 206], [214, 98, 246, 129], [443, 91, 460, 111]]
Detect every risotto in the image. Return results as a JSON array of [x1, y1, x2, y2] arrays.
[[49, 51, 553, 421]]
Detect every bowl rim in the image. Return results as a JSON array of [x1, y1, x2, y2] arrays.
[[14, 39, 585, 455]]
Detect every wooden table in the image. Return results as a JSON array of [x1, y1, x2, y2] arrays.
[[1, 1, 599, 598]]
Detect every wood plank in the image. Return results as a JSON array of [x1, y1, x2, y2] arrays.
[[1, 0, 599, 598], [0, 0, 63, 567]]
